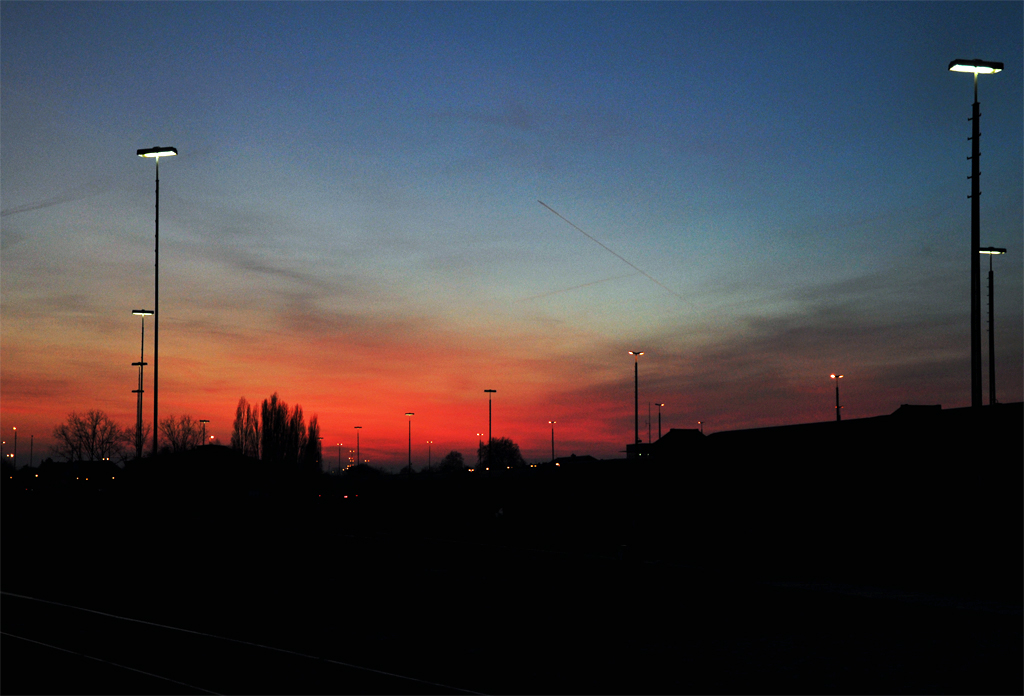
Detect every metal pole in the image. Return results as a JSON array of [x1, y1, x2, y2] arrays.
[[13, 429, 16, 469], [634, 359, 639, 444], [988, 255, 997, 404], [970, 75, 982, 408], [153, 158, 160, 454], [835, 381, 841, 422], [485, 390, 496, 466]]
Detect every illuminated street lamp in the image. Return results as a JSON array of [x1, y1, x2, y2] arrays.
[[199, 419, 210, 446], [405, 413, 415, 473], [484, 390, 496, 465], [548, 421, 556, 462], [830, 374, 844, 422], [949, 59, 1002, 408], [136, 146, 177, 453], [655, 403, 665, 440], [11, 427, 16, 469], [337, 443, 343, 474], [979, 247, 1008, 404], [130, 309, 153, 459], [426, 440, 433, 470], [628, 352, 644, 445]]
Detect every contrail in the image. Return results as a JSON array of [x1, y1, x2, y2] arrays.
[[1, 180, 114, 217], [537, 200, 684, 300], [524, 273, 638, 301]]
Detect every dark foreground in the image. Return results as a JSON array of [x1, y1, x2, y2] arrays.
[[2, 406, 1022, 694]]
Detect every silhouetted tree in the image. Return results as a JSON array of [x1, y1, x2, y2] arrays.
[[259, 392, 317, 475], [231, 396, 261, 459], [52, 410, 132, 463], [301, 415, 321, 475], [477, 437, 525, 471], [159, 414, 204, 453], [437, 450, 465, 474]]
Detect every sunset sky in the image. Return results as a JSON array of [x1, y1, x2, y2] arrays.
[[2, 2, 1021, 468]]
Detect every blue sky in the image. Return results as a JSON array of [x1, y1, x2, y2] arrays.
[[2, 2, 1021, 466]]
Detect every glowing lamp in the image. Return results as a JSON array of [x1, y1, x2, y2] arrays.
[[136, 146, 178, 158], [948, 59, 1003, 75]]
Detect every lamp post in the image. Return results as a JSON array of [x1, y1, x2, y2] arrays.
[[628, 352, 644, 445], [136, 146, 177, 453], [404, 414, 415, 473], [12, 427, 16, 469], [548, 421, 556, 462], [337, 443, 343, 473], [426, 440, 433, 470], [484, 390, 496, 465], [980, 247, 1008, 404], [199, 419, 210, 446], [830, 374, 844, 421], [354, 426, 361, 466], [949, 59, 1002, 408], [130, 309, 153, 459], [655, 403, 664, 440], [697, 420, 703, 434]]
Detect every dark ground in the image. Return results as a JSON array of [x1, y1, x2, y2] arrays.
[[2, 405, 1021, 694]]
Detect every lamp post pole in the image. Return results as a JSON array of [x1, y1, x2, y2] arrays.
[[831, 374, 844, 422], [484, 390, 496, 465], [137, 147, 176, 453], [427, 440, 433, 470], [337, 443, 342, 473], [980, 247, 1007, 404], [12, 428, 16, 469], [949, 59, 1002, 408], [354, 426, 361, 466], [199, 419, 209, 446], [130, 310, 153, 459], [548, 421, 556, 462], [655, 403, 664, 440], [405, 413, 414, 474], [628, 352, 644, 445]]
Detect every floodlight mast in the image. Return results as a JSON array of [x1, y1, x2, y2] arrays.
[[948, 59, 1002, 408], [137, 146, 177, 454]]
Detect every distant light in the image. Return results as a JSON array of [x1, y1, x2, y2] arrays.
[[830, 374, 843, 379], [137, 146, 178, 158], [948, 59, 1004, 74], [978, 247, 1008, 255]]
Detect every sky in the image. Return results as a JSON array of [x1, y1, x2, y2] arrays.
[[2, 2, 1022, 469]]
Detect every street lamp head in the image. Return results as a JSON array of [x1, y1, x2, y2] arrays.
[[628, 351, 644, 357], [979, 247, 1008, 255], [949, 59, 1004, 75], [830, 374, 844, 380], [405, 412, 415, 417], [484, 389, 496, 394], [137, 146, 178, 158], [132, 309, 154, 316]]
